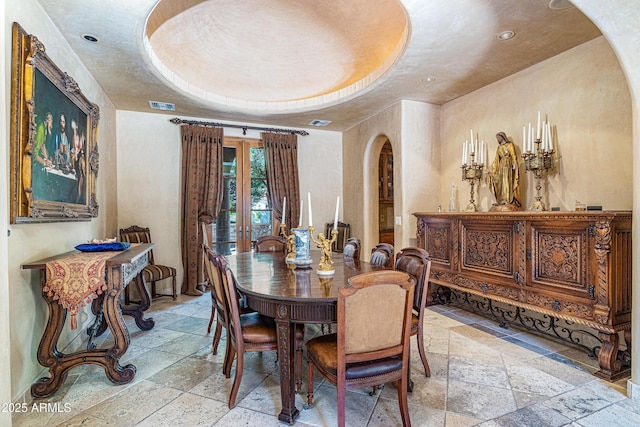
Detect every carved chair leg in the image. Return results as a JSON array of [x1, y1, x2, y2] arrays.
[[212, 322, 223, 355], [228, 351, 243, 409], [296, 340, 303, 392], [207, 306, 215, 334], [305, 360, 315, 407], [171, 276, 178, 300], [416, 328, 431, 377]]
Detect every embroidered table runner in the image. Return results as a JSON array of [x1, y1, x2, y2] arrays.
[[44, 251, 114, 329]]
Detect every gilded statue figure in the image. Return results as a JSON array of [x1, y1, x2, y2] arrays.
[[489, 132, 521, 210], [286, 233, 296, 259], [310, 229, 339, 273]]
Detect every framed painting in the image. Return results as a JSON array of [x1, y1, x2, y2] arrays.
[[10, 22, 100, 223]]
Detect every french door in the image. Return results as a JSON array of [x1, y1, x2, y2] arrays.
[[210, 137, 273, 254]]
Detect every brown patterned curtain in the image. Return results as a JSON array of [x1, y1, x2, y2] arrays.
[[180, 125, 224, 296], [262, 132, 300, 233]]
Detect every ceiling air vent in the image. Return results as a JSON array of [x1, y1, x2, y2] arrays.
[[149, 101, 175, 111], [309, 119, 332, 127]]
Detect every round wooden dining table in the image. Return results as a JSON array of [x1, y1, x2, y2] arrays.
[[227, 251, 380, 424]]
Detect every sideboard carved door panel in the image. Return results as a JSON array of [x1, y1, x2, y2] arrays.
[[529, 221, 591, 300], [419, 217, 456, 269], [460, 219, 515, 279]]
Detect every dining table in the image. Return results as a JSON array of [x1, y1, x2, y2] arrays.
[[227, 251, 381, 424]]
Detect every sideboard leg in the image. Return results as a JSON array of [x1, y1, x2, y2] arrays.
[[595, 331, 630, 381]]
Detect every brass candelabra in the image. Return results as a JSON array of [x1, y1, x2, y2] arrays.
[[523, 138, 555, 211], [461, 151, 484, 212], [309, 226, 339, 276]]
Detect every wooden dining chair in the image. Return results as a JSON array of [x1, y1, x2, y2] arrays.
[[394, 247, 432, 379], [325, 221, 350, 252], [342, 237, 361, 260], [119, 225, 177, 304], [370, 243, 395, 267], [203, 248, 227, 355], [305, 270, 415, 427], [254, 235, 286, 253], [214, 255, 305, 408]]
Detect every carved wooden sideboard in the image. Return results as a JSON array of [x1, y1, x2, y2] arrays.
[[414, 211, 632, 381]]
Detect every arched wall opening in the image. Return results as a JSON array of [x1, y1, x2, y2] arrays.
[[364, 134, 396, 254]]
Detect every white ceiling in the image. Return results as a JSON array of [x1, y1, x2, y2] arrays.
[[36, 0, 601, 132]]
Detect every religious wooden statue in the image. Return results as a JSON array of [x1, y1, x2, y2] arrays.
[[488, 131, 521, 211]]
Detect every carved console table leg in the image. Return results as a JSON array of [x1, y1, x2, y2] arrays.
[[595, 331, 630, 381], [101, 274, 137, 385], [121, 273, 155, 331], [31, 292, 70, 398], [88, 272, 154, 336], [32, 285, 136, 398]]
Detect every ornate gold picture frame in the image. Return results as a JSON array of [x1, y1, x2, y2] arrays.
[[10, 22, 100, 223]]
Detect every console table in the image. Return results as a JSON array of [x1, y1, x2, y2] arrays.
[[414, 211, 632, 381], [23, 243, 155, 398]]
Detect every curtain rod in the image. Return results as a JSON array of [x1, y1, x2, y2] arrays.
[[169, 118, 309, 136]]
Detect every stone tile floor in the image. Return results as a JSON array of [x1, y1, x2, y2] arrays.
[[11, 293, 640, 426]]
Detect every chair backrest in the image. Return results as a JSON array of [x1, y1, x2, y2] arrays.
[[215, 254, 242, 350], [120, 225, 155, 264], [370, 243, 394, 267], [394, 247, 431, 315], [340, 270, 414, 359], [208, 250, 230, 328], [254, 235, 286, 253], [343, 238, 361, 260], [325, 221, 350, 252]]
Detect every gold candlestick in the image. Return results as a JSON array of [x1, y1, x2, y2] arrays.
[[461, 151, 484, 212], [309, 226, 339, 275], [523, 138, 555, 211]]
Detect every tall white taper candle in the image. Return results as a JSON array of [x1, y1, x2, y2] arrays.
[[282, 197, 286, 224], [308, 192, 313, 227], [298, 200, 303, 227], [333, 197, 340, 230]]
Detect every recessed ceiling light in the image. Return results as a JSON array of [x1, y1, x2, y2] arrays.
[[309, 119, 331, 127], [421, 76, 436, 83], [548, 0, 573, 10], [496, 30, 515, 41], [82, 34, 99, 43]]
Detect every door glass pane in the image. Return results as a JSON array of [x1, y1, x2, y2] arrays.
[[212, 147, 237, 255], [249, 147, 271, 240]]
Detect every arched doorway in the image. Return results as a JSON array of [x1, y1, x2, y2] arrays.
[[378, 139, 394, 245]]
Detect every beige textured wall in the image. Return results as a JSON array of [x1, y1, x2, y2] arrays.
[[344, 102, 402, 253], [343, 101, 441, 254], [5, 0, 118, 400], [400, 101, 441, 245], [116, 110, 344, 292], [1, 1, 11, 424], [441, 37, 632, 212]]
